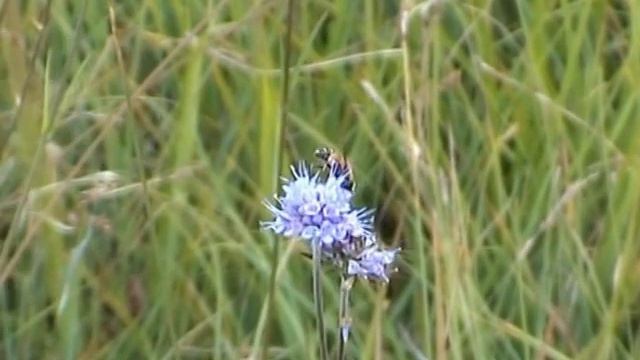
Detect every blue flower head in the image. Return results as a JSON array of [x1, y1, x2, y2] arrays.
[[262, 163, 373, 257], [347, 242, 400, 282]]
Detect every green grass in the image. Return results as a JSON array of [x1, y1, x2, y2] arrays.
[[2, 0, 640, 358]]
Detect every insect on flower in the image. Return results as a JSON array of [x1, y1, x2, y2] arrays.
[[261, 163, 373, 259], [314, 147, 355, 191]]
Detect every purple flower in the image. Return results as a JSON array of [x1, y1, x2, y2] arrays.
[[262, 163, 373, 257], [347, 242, 400, 282]]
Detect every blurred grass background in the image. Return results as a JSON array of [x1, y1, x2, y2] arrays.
[[1, 0, 640, 359]]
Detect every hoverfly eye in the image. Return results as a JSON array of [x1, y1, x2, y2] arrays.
[[314, 148, 330, 160]]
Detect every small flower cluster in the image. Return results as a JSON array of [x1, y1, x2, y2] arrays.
[[262, 162, 399, 282]]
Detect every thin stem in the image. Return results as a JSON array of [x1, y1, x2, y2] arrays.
[[312, 241, 329, 360], [401, 4, 432, 356], [338, 274, 354, 360]]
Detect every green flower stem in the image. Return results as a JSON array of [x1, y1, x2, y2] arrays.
[[338, 273, 354, 360], [312, 240, 329, 360]]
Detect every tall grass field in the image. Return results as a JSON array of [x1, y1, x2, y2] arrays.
[[2, 0, 640, 359]]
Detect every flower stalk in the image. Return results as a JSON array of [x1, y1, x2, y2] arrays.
[[337, 273, 354, 360], [312, 239, 329, 360]]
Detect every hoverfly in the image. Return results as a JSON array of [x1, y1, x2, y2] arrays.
[[314, 147, 355, 191]]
